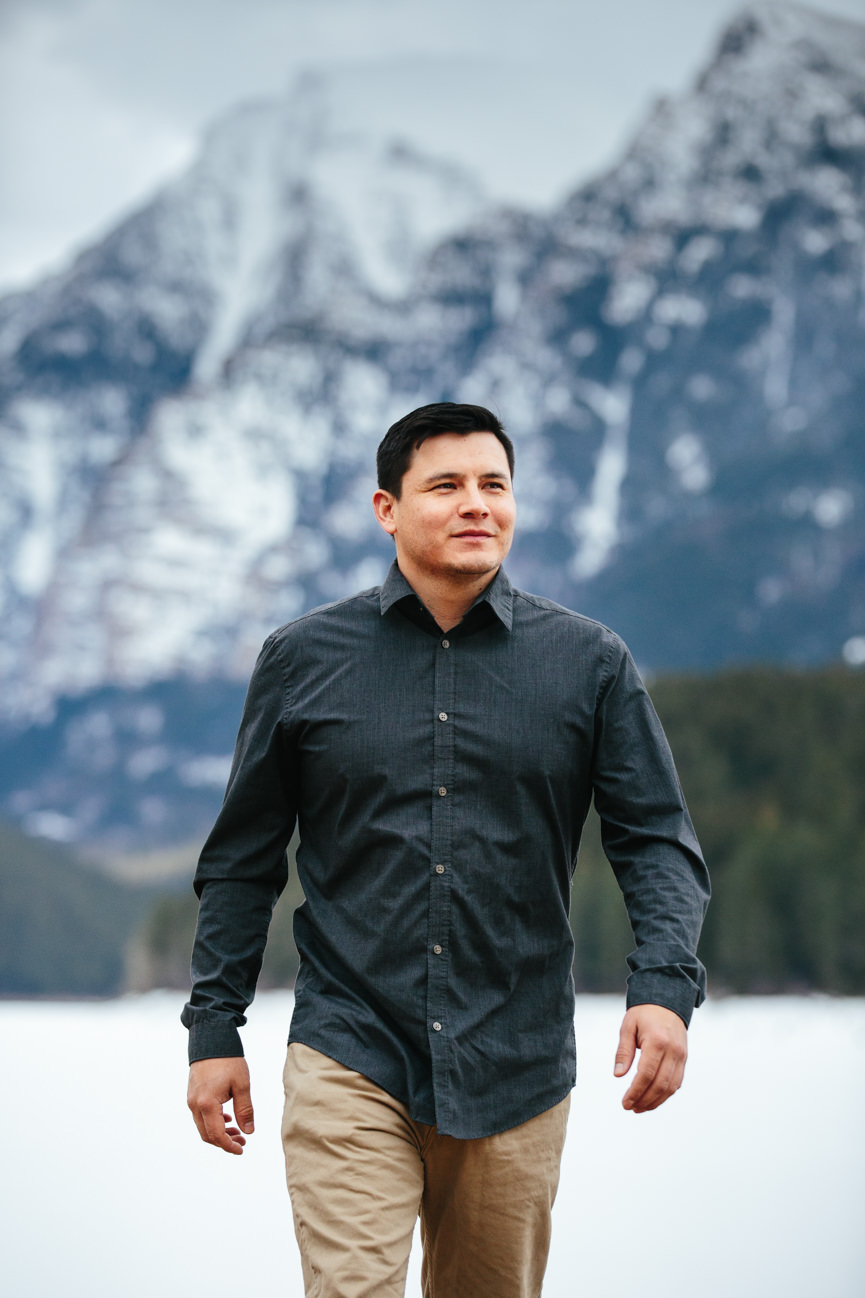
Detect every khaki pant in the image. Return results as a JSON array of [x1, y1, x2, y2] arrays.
[[282, 1043, 570, 1298]]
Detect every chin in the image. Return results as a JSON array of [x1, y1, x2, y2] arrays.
[[448, 556, 502, 576]]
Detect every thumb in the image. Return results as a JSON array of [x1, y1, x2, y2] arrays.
[[614, 1014, 637, 1078], [232, 1077, 255, 1134]]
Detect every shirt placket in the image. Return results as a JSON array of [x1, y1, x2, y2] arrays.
[[427, 630, 456, 1130]]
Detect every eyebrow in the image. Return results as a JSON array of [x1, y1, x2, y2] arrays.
[[420, 470, 511, 485]]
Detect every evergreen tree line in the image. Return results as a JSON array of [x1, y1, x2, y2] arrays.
[[131, 665, 865, 999]]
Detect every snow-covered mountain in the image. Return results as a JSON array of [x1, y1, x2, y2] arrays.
[[0, 71, 489, 715], [1, 3, 864, 846], [451, 1, 865, 664]]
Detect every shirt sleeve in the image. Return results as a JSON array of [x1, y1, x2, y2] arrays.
[[180, 633, 297, 1062], [591, 636, 710, 1026]]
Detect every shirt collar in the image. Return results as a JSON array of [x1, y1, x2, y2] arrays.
[[379, 559, 514, 632]]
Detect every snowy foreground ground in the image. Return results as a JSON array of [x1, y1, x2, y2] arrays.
[[5, 993, 865, 1298]]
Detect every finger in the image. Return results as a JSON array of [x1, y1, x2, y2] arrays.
[[622, 1046, 664, 1110], [623, 1040, 687, 1111], [626, 1062, 675, 1112], [199, 1099, 246, 1154], [631, 1054, 687, 1112], [231, 1077, 255, 1135], [189, 1103, 210, 1145], [614, 1018, 637, 1078], [187, 1091, 215, 1145]]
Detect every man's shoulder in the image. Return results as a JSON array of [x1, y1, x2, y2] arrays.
[[264, 585, 382, 647], [510, 585, 626, 649]]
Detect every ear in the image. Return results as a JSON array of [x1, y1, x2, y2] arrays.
[[372, 489, 398, 536]]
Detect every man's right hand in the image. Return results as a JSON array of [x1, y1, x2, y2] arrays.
[[187, 1056, 255, 1155]]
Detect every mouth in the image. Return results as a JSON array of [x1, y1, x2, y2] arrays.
[[452, 530, 495, 538]]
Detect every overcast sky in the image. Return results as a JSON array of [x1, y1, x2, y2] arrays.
[[1, 0, 863, 292]]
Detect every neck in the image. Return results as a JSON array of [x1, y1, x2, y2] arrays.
[[398, 561, 499, 632]]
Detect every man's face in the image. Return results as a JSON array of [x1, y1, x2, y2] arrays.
[[373, 431, 515, 584]]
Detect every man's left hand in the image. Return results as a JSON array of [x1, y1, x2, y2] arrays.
[[614, 1004, 687, 1113]]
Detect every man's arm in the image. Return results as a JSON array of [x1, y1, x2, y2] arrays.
[[181, 634, 298, 1149], [591, 637, 710, 1109]]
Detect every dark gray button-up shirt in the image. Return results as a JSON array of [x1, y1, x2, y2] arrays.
[[182, 562, 709, 1139]]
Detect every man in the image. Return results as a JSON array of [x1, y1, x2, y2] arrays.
[[184, 402, 709, 1297]]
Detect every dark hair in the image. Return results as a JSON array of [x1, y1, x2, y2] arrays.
[[376, 402, 515, 497]]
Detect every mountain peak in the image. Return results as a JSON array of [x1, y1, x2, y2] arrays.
[[707, 2, 865, 85], [572, 0, 865, 238], [167, 69, 490, 382]]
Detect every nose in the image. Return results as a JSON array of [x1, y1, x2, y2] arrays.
[[458, 482, 489, 516]]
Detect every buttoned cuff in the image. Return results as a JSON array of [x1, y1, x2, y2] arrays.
[[626, 972, 703, 1028], [181, 1008, 245, 1064]]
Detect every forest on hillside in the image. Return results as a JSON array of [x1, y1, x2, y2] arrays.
[[2, 665, 863, 998], [573, 667, 865, 995]]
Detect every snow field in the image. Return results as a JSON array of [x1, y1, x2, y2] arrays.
[[3, 992, 864, 1297]]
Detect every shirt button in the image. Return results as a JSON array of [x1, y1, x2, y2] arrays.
[[432, 1021, 442, 1032], [438, 712, 448, 722], [438, 786, 447, 796], [441, 639, 450, 649], [435, 864, 445, 874], [433, 944, 443, 954]]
